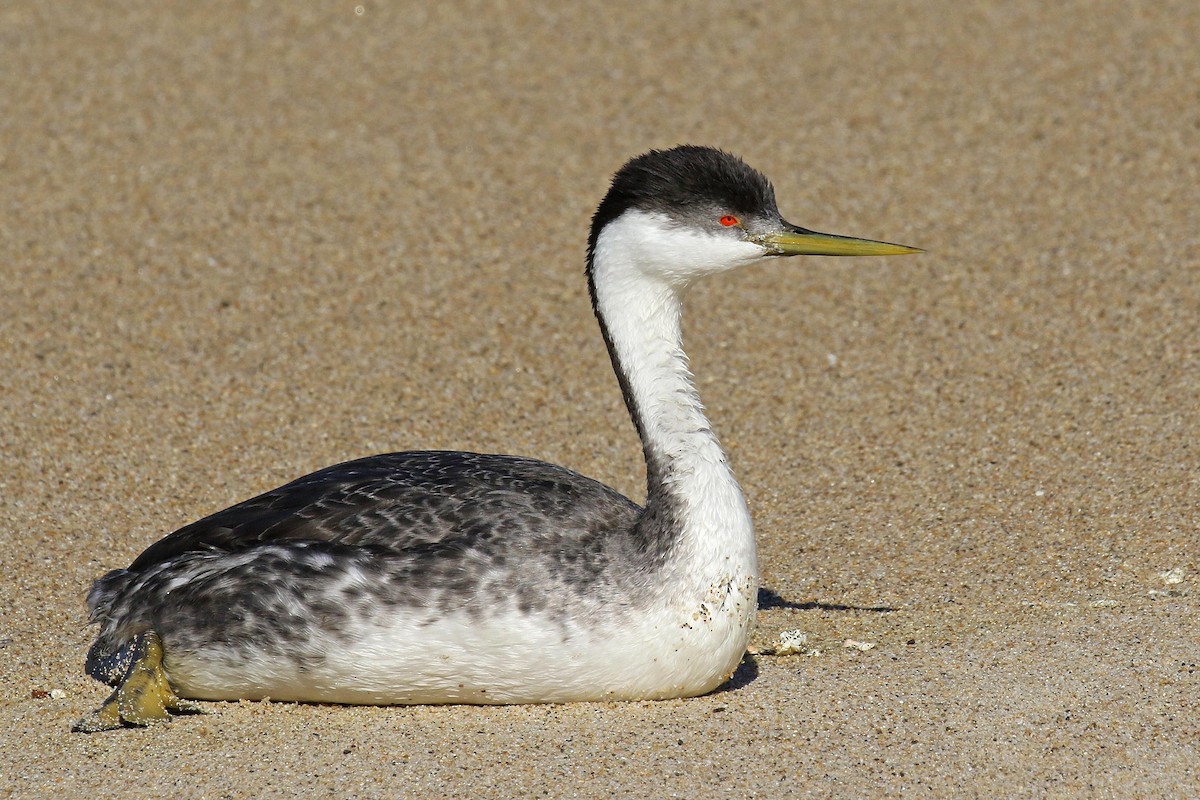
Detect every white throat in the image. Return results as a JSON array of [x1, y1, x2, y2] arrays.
[[589, 209, 759, 585]]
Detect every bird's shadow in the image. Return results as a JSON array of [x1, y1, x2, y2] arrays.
[[720, 652, 760, 692], [715, 588, 898, 695], [757, 586, 897, 614]]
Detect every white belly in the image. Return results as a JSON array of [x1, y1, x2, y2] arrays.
[[164, 571, 757, 705]]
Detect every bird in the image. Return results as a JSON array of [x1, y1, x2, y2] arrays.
[[72, 145, 919, 732]]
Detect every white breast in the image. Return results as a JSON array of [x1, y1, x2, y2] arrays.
[[166, 570, 756, 704]]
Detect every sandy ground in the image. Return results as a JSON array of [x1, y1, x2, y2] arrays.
[[2, 1, 1197, 797]]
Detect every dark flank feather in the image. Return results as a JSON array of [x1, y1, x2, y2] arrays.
[[83, 451, 647, 684], [126, 451, 640, 568]]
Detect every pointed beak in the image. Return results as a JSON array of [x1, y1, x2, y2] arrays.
[[755, 223, 922, 257]]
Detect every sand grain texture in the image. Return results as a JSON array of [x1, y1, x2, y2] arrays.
[[1, 2, 1196, 797]]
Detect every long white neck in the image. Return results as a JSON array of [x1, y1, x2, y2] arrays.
[[588, 211, 758, 580]]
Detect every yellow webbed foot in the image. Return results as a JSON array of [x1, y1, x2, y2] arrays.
[[72, 630, 205, 733]]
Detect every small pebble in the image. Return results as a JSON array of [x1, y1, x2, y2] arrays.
[[775, 630, 810, 656], [1158, 568, 1185, 585]]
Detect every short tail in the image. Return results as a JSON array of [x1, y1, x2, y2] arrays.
[[83, 569, 140, 685]]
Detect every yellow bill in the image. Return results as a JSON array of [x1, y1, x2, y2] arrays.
[[756, 226, 922, 257]]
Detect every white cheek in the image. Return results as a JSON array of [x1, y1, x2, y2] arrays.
[[596, 209, 767, 285]]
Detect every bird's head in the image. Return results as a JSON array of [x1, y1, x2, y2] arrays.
[[587, 145, 919, 287]]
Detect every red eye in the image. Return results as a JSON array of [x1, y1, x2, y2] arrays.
[[719, 215, 739, 227]]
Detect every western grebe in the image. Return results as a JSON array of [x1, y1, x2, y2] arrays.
[[73, 145, 918, 732]]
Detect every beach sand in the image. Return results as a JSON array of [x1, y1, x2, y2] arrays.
[[1, 2, 1196, 796]]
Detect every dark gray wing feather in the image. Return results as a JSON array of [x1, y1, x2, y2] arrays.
[[126, 451, 641, 572]]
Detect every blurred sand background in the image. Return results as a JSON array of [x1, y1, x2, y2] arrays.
[[1, 1, 1197, 797]]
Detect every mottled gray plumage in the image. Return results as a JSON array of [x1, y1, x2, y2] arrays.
[[85, 451, 655, 683]]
